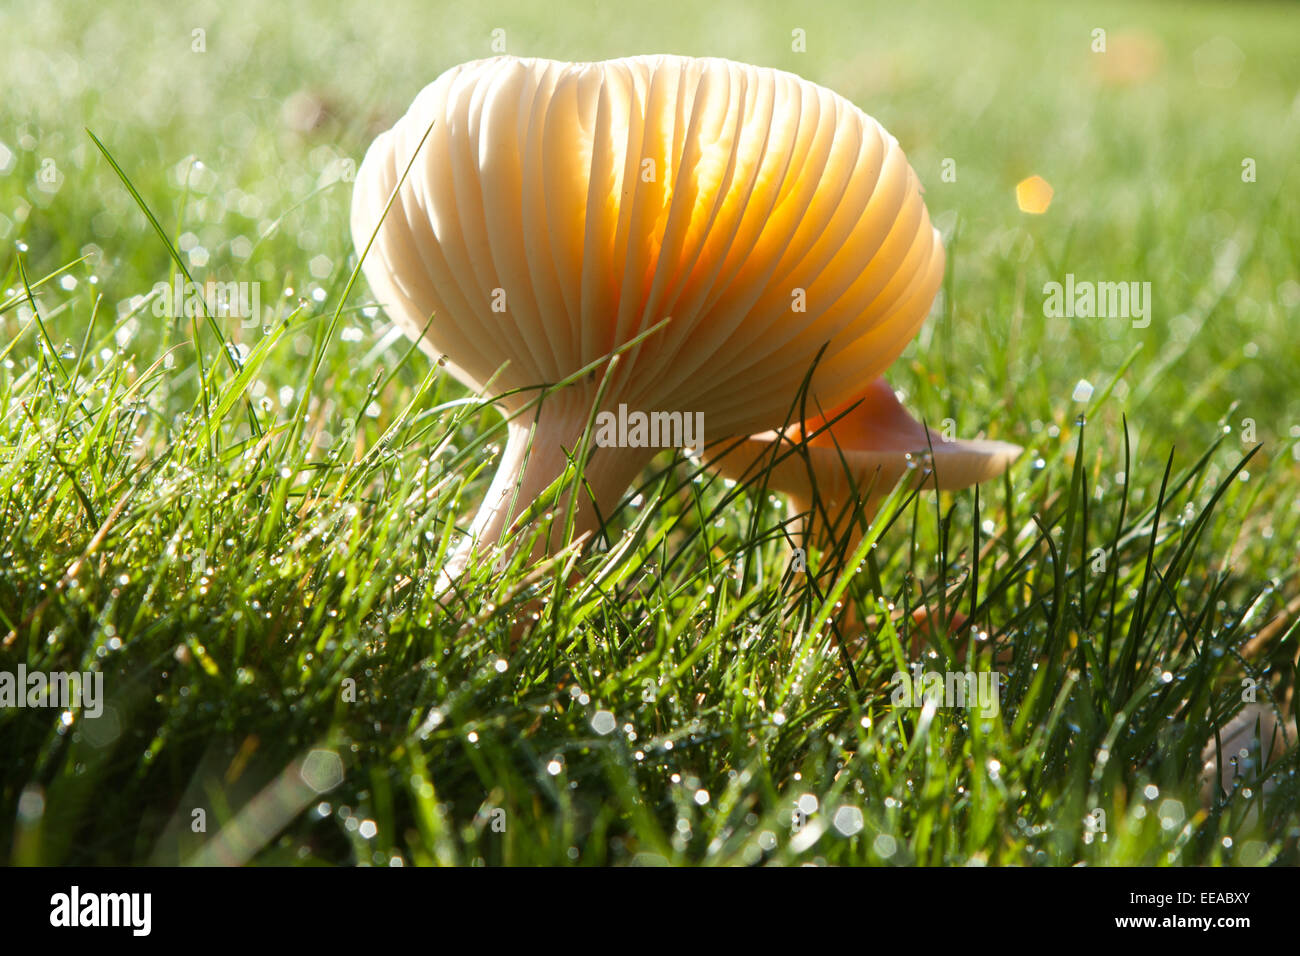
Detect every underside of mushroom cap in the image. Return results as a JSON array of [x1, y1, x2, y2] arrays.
[[351, 54, 944, 437]]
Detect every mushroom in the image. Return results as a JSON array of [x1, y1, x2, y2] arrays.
[[705, 377, 1019, 648], [1199, 702, 1295, 812], [707, 376, 1022, 552], [351, 54, 951, 582]]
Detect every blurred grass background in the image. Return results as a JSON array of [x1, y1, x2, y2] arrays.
[[5, 0, 1298, 464], [2, 0, 1298, 865]]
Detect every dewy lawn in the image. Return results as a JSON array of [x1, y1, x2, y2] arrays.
[[1, 0, 1297, 866]]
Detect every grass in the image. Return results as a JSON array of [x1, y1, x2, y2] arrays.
[[2, 0, 1298, 865]]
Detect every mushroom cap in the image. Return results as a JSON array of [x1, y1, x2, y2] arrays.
[[708, 376, 1022, 520], [351, 54, 945, 438], [1200, 702, 1295, 806]]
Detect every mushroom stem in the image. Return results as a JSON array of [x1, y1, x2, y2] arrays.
[[786, 492, 873, 555], [438, 391, 655, 590]]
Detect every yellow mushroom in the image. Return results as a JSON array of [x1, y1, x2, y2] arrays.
[[707, 376, 1022, 552], [1200, 702, 1295, 813], [351, 54, 956, 581]]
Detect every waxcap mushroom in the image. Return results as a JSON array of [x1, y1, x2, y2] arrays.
[[351, 54, 945, 577], [1199, 701, 1295, 810], [707, 376, 1022, 544]]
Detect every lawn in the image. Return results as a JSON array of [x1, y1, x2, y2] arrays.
[[1, 0, 1297, 866]]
